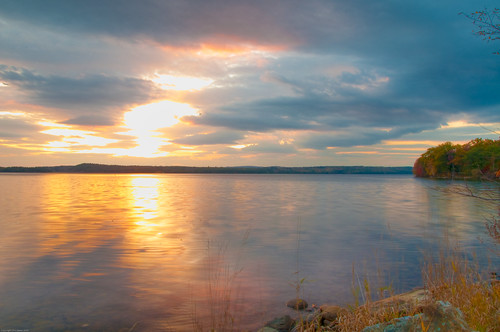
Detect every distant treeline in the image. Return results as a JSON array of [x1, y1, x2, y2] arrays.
[[0, 163, 413, 175], [413, 138, 500, 179]]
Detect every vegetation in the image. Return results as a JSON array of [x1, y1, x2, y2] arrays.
[[289, 250, 499, 331], [0, 163, 413, 175], [423, 252, 500, 331], [413, 138, 500, 179]]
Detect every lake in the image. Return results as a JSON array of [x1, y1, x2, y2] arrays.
[[0, 173, 497, 331]]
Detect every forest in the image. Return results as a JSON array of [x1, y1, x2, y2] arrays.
[[413, 138, 500, 179], [0, 164, 412, 175]]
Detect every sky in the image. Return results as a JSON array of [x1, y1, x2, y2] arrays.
[[0, 0, 499, 167]]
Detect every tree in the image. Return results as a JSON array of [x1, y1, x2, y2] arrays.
[[413, 138, 500, 179], [460, 8, 500, 54], [414, 138, 500, 244]]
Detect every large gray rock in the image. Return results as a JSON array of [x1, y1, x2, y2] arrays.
[[362, 301, 473, 332], [265, 315, 295, 332]]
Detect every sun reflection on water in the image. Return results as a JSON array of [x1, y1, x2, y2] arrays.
[[130, 176, 160, 224]]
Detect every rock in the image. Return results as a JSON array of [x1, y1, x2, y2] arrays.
[[265, 315, 295, 332], [362, 301, 474, 332], [257, 327, 279, 332], [363, 288, 427, 317], [319, 304, 346, 322], [290, 311, 322, 332], [369, 288, 427, 309], [286, 298, 308, 310]]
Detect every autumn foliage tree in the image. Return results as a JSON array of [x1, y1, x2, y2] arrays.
[[413, 138, 500, 179]]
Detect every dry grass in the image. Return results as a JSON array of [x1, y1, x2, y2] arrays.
[[294, 248, 499, 332], [423, 252, 500, 332], [191, 228, 252, 332], [332, 288, 427, 332], [191, 240, 243, 332]]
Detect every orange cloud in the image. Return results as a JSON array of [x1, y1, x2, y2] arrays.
[[161, 38, 287, 58]]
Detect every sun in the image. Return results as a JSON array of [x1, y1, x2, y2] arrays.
[[120, 100, 199, 158], [124, 100, 198, 131]]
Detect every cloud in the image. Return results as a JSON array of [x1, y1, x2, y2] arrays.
[[0, 0, 499, 166], [187, 89, 445, 135], [297, 124, 437, 150], [0, 114, 43, 138], [0, 0, 299, 48], [240, 142, 297, 154], [0, 65, 159, 124], [184, 39, 500, 146], [171, 131, 244, 146], [62, 116, 115, 127]]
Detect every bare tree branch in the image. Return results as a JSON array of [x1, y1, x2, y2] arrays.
[[460, 8, 500, 54]]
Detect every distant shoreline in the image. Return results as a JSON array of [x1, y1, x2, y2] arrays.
[[0, 163, 413, 175]]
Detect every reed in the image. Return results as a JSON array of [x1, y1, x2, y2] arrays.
[[191, 228, 252, 332], [423, 251, 500, 331], [190, 240, 239, 332]]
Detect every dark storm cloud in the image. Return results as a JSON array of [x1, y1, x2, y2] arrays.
[[0, 0, 298, 47], [0, 66, 158, 125], [298, 124, 437, 149], [0, 0, 484, 58], [0, 0, 450, 53], [188, 91, 447, 134], [171, 131, 244, 146]]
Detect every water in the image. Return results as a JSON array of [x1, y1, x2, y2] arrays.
[[0, 173, 497, 331]]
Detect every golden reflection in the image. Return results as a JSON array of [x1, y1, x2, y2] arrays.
[[123, 175, 192, 254], [36, 174, 130, 259], [129, 176, 160, 223]]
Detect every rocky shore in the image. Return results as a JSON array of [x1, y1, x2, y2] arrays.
[[256, 288, 476, 332]]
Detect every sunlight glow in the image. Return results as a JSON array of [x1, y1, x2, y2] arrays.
[[124, 101, 198, 132], [40, 126, 119, 152], [230, 144, 254, 149], [383, 140, 444, 146], [120, 100, 199, 158], [0, 111, 28, 117], [336, 151, 418, 155], [196, 43, 285, 57], [441, 120, 471, 128], [41, 128, 95, 137], [336, 151, 378, 155], [150, 74, 213, 91], [387, 147, 429, 151], [37, 121, 68, 128]]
